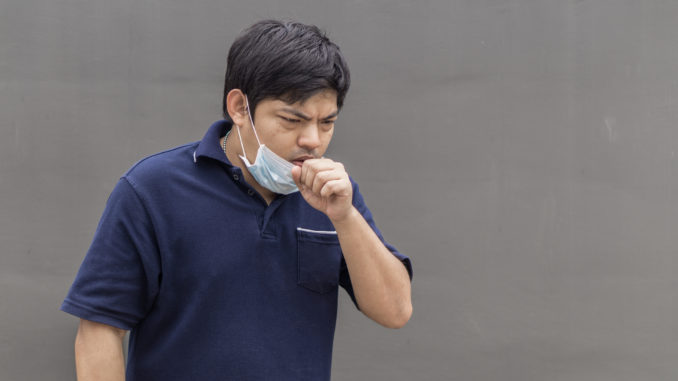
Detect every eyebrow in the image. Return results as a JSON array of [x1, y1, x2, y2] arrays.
[[280, 107, 338, 121]]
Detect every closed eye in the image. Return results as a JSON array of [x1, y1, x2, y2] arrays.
[[280, 116, 301, 123], [320, 120, 335, 131]]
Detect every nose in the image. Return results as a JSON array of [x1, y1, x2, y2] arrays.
[[297, 124, 321, 151]]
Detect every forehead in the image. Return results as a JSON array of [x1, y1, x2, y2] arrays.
[[264, 89, 338, 112]]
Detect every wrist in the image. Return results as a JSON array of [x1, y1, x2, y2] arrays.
[[329, 205, 360, 227]]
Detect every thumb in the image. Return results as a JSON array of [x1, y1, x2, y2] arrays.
[[291, 165, 302, 187]]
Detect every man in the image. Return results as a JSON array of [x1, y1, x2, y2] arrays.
[[61, 19, 412, 380]]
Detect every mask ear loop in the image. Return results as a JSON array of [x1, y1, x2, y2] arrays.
[[235, 95, 262, 163], [245, 96, 262, 145], [235, 123, 248, 162]]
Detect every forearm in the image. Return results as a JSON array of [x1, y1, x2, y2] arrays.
[[332, 206, 412, 328], [75, 319, 126, 381]]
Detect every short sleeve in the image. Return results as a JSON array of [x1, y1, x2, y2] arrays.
[[60, 177, 161, 330], [338, 180, 413, 308]]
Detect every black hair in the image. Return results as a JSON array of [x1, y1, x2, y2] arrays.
[[223, 20, 351, 120]]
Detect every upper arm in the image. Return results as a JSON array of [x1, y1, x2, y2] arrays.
[[76, 319, 127, 342], [74, 319, 128, 380], [348, 180, 413, 280], [61, 177, 162, 330]]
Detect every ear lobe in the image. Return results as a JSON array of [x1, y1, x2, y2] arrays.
[[226, 89, 249, 126]]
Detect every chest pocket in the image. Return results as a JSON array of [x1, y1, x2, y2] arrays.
[[296, 227, 342, 294]]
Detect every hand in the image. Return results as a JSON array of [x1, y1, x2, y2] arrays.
[[292, 158, 354, 222]]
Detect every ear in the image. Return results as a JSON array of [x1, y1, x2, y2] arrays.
[[225, 89, 249, 127]]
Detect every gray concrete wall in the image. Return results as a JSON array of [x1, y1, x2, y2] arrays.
[[2, 0, 677, 380]]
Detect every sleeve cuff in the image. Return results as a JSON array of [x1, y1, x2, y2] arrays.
[[60, 299, 136, 330]]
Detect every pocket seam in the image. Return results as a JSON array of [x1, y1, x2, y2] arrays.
[[296, 227, 337, 235]]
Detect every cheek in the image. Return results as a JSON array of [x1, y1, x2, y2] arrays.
[[318, 131, 334, 153], [324, 129, 334, 144], [260, 120, 289, 141], [267, 129, 299, 153]]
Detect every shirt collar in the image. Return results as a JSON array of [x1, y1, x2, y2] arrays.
[[193, 119, 234, 166]]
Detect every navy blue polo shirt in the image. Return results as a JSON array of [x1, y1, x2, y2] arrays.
[[61, 120, 412, 381]]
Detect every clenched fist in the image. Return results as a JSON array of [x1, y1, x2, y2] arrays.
[[291, 158, 354, 222]]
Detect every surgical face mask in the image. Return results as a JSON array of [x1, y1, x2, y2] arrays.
[[234, 96, 299, 195]]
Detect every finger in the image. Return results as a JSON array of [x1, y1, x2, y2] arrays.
[[300, 161, 327, 186], [299, 162, 309, 186], [312, 168, 346, 194], [311, 170, 329, 195], [320, 179, 350, 198], [302, 159, 335, 188], [291, 165, 302, 186]]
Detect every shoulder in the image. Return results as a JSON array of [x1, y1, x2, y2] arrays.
[[123, 142, 199, 189]]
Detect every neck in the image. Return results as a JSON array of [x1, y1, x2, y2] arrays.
[[223, 132, 276, 205]]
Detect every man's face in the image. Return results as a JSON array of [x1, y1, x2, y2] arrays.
[[244, 89, 339, 166]]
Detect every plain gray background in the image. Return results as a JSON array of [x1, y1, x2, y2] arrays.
[[2, 0, 677, 380]]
